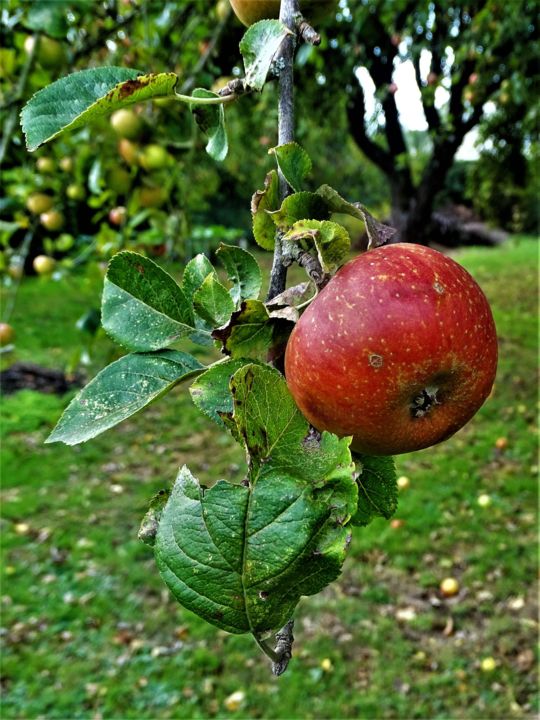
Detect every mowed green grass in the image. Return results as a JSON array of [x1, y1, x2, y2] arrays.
[[1, 238, 538, 719]]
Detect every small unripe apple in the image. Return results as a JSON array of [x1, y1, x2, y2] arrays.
[[440, 577, 460, 597], [229, 0, 337, 26], [118, 138, 140, 166], [36, 156, 55, 174], [107, 167, 132, 194], [285, 244, 497, 456], [40, 210, 64, 231], [109, 206, 127, 225], [33, 255, 56, 275], [66, 183, 85, 201], [110, 109, 143, 140], [25, 35, 66, 69], [477, 493, 491, 507], [139, 144, 170, 171], [0, 322, 15, 346], [26, 193, 54, 215], [494, 436, 508, 450], [390, 518, 405, 529], [138, 186, 168, 208], [59, 157, 73, 172]]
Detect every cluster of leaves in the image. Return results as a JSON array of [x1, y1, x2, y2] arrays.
[[44, 142, 397, 651], [20, 9, 399, 663]]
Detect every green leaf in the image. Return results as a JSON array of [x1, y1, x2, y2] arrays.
[[193, 273, 235, 327], [251, 170, 280, 250], [46, 350, 203, 446], [269, 142, 312, 192], [212, 299, 294, 361], [283, 220, 350, 273], [21, 68, 177, 151], [102, 252, 194, 352], [351, 455, 398, 526], [182, 254, 215, 303], [191, 88, 228, 161], [216, 243, 262, 305], [190, 358, 253, 428], [239, 20, 292, 92], [155, 365, 356, 635], [269, 191, 330, 231], [315, 185, 397, 249]]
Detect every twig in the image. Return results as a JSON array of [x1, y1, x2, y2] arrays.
[[271, 620, 295, 676], [266, 0, 299, 302], [295, 14, 321, 45], [0, 33, 37, 167], [2, 222, 37, 324]]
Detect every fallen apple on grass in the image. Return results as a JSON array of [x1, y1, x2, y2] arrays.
[[0, 322, 15, 346], [285, 244, 497, 456]]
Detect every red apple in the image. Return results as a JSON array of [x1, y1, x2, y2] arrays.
[[109, 206, 127, 226], [284, 244, 498, 456]]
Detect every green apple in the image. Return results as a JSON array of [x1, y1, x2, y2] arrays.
[[138, 186, 168, 208], [36, 157, 55, 174], [26, 193, 54, 215], [110, 109, 143, 140], [107, 167, 132, 194], [33, 255, 56, 275], [66, 184, 85, 201], [40, 210, 65, 231], [59, 157, 74, 172], [139, 144, 171, 171], [24, 35, 66, 69]]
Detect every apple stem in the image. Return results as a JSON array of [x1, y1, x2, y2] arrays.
[[254, 619, 295, 676], [266, 0, 300, 302], [295, 14, 321, 46]]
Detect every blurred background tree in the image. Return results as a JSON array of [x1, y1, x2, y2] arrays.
[[0, 0, 537, 281]]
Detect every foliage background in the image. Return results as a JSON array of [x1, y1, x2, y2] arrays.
[[1, 1, 538, 718]]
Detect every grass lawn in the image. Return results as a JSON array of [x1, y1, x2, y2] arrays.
[[1, 237, 538, 719]]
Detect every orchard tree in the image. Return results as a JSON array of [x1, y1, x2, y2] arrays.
[[20, 0, 498, 675], [316, 0, 538, 244]]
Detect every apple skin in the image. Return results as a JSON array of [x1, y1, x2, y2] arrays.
[[284, 243, 498, 456], [229, 0, 337, 25]]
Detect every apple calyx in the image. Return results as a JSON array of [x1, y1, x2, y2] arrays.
[[410, 386, 440, 418]]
